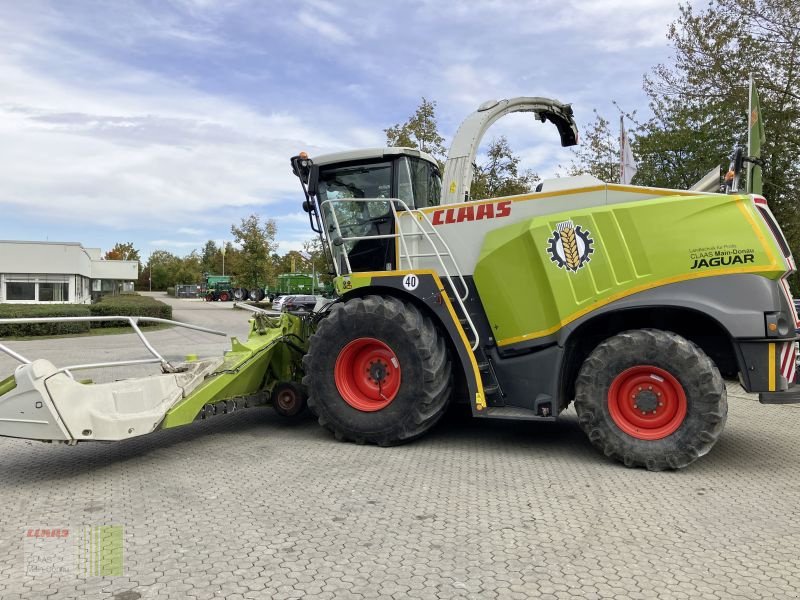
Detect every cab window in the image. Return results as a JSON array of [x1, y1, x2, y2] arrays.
[[397, 157, 441, 208]]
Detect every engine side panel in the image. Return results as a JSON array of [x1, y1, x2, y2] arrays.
[[473, 193, 785, 346]]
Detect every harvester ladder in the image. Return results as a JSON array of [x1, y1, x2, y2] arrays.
[[320, 197, 480, 351]]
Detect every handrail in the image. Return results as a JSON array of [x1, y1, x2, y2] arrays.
[[233, 303, 278, 315], [318, 197, 479, 350], [0, 316, 227, 375]]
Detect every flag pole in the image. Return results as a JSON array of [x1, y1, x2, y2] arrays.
[[747, 73, 753, 190], [619, 115, 625, 184]]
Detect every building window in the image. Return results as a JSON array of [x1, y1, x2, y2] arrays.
[[6, 282, 35, 301], [39, 282, 69, 302]]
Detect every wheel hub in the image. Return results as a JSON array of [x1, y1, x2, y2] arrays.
[[368, 360, 388, 384], [276, 389, 295, 410], [607, 365, 687, 440], [633, 389, 659, 413], [334, 338, 401, 412]]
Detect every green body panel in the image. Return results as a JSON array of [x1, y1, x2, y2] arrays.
[[473, 193, 786, 345], [0, 374, 16, 398], [334, 274, 373, 295], [160, 313, 306, 429]]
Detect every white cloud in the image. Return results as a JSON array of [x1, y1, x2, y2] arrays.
[[0, 8, 361, 238], [0, 0, 683, 254], [296, 11, 353, 46], [177, 227, 207, 235]]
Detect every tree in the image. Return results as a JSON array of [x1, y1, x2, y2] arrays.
[[174, 250, 203, 285], [636, 0, 800, 254], [302, 237, 332, 284], [385, 97, 447, 163], [105, 242, 140, 262], [200, 240, 221, 275], [470, 136, 539, 200], [143, 250, 179, 290], [564, 111, 622, 183], [230, 214, 278, 289]]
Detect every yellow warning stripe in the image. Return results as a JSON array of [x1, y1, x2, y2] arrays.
[[768, 342, 776, 392]]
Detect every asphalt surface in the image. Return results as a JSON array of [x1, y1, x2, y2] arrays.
[[1, 295, 799, 599]]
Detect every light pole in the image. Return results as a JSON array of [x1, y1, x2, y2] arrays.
[[299, 250, 314, 294], [221, 242, 226, 276]]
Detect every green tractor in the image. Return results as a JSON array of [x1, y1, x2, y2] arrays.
[[0, 95, 796, 471], [203, 274, 234, 302]]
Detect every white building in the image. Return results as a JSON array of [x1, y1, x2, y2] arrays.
[[0, 241, 138, 304]]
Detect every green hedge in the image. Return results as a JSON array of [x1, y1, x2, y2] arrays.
[[89, 294, 172, 327], [166, 287, 175, 297], [0, 304, 91, 337], [0, 295, 173, 337]]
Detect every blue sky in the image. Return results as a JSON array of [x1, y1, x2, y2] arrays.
[[0, 0, 687, 260]]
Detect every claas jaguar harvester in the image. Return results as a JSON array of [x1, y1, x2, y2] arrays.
[[0, 96, 797, 470]]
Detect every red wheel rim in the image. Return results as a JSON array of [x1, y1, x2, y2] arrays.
[[220, 292, 229, 301], [607, 365, 687, 440], [334, 338, 401, 411]]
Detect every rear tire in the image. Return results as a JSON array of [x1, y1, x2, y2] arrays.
[[249, 288, 264, 302], [303, 295, 452, 446], [574, 329, 727, 471]]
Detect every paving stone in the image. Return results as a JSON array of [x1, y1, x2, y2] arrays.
[[0, 301, 799, 599]]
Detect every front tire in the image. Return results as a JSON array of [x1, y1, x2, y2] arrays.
[[303, 295, 452, 446], [574, 329, 727, 471]]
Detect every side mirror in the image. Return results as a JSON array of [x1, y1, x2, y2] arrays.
[[724, 146, 745, 193], [733, 146, 744, 174]]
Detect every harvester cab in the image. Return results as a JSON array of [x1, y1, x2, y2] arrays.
[[293, 97, 578, 276]]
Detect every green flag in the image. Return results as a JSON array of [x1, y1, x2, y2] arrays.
[[747, 74, 766, 195]]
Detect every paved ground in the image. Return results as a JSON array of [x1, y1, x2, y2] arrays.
[[1, 296, 799, 599]]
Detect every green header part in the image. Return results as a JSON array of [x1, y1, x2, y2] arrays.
[[474, 193, 785, 345], [161, 312, 306, 428], [0, 374, 16, 398]]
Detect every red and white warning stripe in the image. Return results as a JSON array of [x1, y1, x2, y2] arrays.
[[779, 341, 797, 383]]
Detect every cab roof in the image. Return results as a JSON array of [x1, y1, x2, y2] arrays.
[[311, 147, 439, 168]]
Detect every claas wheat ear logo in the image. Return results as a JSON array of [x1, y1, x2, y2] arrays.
[[547, 219, 594, 272]]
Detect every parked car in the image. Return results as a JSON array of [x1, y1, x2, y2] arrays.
[[271, 295, 287, 311], [280, 295, 318, 313]]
